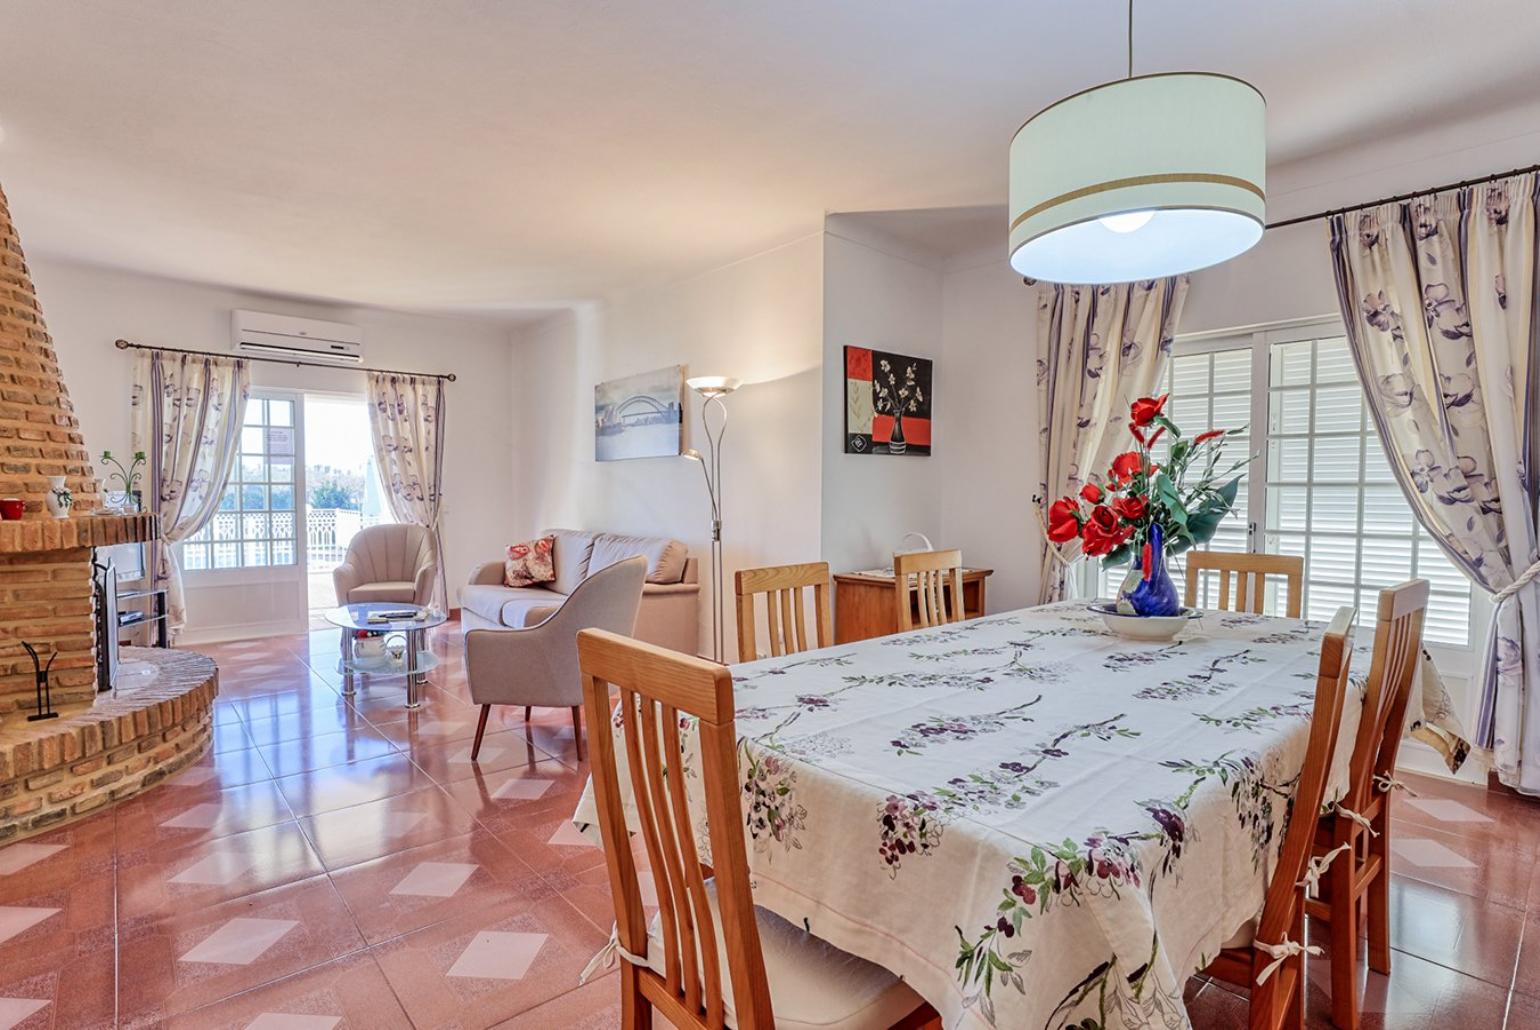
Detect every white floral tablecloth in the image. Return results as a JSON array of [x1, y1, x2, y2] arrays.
[[572, 602, 1468, 1029]]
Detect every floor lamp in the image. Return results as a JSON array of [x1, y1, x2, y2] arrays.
[[684, 375, 739, 663]]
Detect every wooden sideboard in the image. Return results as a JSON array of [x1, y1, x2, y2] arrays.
[[833, 567, 993, 644]]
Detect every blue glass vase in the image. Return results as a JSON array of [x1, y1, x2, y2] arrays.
[[1125, 524, 1183, 617]]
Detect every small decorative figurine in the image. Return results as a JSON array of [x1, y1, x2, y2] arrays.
[[21, 642, 58, 721]]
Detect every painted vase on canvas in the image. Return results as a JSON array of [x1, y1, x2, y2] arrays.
[[45, 476, 73, 519]]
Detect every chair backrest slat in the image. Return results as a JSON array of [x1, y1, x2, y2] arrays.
[[734, 562, 833, 663], [1343, 579, 1429, 813], [580, 629, 775, 1029], [894, 548, 964, 632], [1184, 551, 1304, 618]]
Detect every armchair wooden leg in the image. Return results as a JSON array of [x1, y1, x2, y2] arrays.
[[471, 704, 491, 761], [524, 705, 532, 722], [572, 704, 584, 762]]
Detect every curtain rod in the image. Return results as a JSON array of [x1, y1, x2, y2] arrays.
[[113, 339, 456, 382], [1266, 161, 1540, 230]]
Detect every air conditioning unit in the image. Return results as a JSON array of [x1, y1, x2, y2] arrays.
[[232, 310, 363, 366]]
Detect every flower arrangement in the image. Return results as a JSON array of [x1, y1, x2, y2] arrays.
[[100, 450, 147, 510], [1043, 393, 1249, 568]]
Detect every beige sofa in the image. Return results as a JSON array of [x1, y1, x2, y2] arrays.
[[461, 529, 700, 654]]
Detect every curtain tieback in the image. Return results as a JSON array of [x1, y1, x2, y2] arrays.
[[1373, 772, 1419, 797], [580, 924, 649, 984], [1492, 558, 1540, 605], [1333, 802, 1379, 836], [1297, 842, 1352, 899], [1254, 937, 1321, 985]]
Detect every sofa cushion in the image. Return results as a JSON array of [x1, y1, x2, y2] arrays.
[[347, 581, 417, 604], [500, 597, 564, 629], [503, 535, 556, 587], [588, 533, 688, 584], [461, 584, 564, 627], [543, 529, 597, 595]]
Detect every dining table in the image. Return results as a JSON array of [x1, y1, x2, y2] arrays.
[[571, 601, 1470, 1029]]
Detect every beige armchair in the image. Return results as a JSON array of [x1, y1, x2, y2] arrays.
[[463, 555, 646, 761], [332, 523, 437, 607]]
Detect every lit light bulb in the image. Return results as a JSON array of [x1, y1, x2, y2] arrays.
[[1098, 210, 1156, 234]]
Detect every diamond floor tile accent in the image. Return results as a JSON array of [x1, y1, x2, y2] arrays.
[[245, 1015, 342, 1030], [0, 907, 59, 944], [547, 821, 594, 847], [1392, 837, 1478, 869], [0, 998, 49, 1029], [1406, 797, 1494, 823], [446, 930, 547, 980], [180, 917, 300, 964], [170, 851, 259, 886], [0, 843, 66, 876], [162, 802, 225, 828], [390, 861, 479, 898], [492, 777, 553, 801]]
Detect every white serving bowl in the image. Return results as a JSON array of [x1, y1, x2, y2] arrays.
[[1088, 603, 1202, 642]]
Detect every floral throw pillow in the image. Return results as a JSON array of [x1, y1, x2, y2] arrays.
[[504, 535, 556, 587]]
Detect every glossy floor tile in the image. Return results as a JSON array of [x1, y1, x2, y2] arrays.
[[0, 624, 1531, 1027]]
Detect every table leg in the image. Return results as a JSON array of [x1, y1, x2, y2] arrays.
[[406, 626, 426, 709], [339, 628, 355, 698]]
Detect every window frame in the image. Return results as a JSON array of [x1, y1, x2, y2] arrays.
[[179, 387, 309, 587], [1081, 316, 1487, 676]]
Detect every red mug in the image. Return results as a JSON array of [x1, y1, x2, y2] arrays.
[[0, 499, 22, 520]]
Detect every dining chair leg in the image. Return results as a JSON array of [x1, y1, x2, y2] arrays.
[[1285, 895, 1306, 1030], [471, 704, 491, 761], [1367, 808, 1392, 974], [620, 963, 652, 1029], [1328, 831, 1359, 1030], [572, 704, 585, 761]]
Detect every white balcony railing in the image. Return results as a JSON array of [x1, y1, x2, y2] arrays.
[[306, 508, 387, 568]]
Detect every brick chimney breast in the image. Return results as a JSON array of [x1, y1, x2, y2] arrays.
[[0, 182, 102, 515]]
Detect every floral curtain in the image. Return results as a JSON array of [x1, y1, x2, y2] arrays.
[[367, 372, 448, 609], [130, 350, 250, 637], [1035, 277, 1190, 602], [1330, 172, 1540, 793]]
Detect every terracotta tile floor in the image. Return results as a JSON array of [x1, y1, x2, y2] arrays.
[[0, 623, 1534, 1028]]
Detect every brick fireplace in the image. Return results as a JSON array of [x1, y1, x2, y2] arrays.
[[0, 180, 217, 841]]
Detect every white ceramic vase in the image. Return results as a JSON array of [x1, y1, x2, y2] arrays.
[[45, 476, 72, 519]]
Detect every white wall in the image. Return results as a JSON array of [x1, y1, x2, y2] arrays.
[[820, 219, 945, 574], [509, 233, 825, 660], [30, 257, 516, 642]]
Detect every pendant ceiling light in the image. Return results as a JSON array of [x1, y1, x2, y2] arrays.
[[1008, 0, 1266, 284]]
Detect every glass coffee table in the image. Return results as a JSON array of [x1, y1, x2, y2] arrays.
[[325, 603, 448, 709]]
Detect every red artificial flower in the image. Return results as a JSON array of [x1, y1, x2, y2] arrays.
[[1080, 483, 1103, 504], [1194, 428, 1225, 445], [1111, 494, 1148, 522], [1046, 497, 1081, 543], [1080, 505, 1121, 557], [1110, 451, 1142, 481], [1130, 393, 1169, 428], [1128, 421, 1146, 446], [1146, 426, 1166, 449]]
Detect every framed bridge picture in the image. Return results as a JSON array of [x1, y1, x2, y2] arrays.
[[594, 365, 686, 461]]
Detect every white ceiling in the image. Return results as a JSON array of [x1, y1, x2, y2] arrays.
[[1, 1, 1537, 319]]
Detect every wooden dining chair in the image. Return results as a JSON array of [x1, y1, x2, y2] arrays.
[[1305, 579, 1428, 1030], [893, 549, 964, 632], [1184, 551, 1305, 618], [577, 628, 939, 1030], [733, 561, 833, 663], [1200, 605, 1357, 1030]]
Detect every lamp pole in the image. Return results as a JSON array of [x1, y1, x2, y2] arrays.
[[685, 376, 739, 663]]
